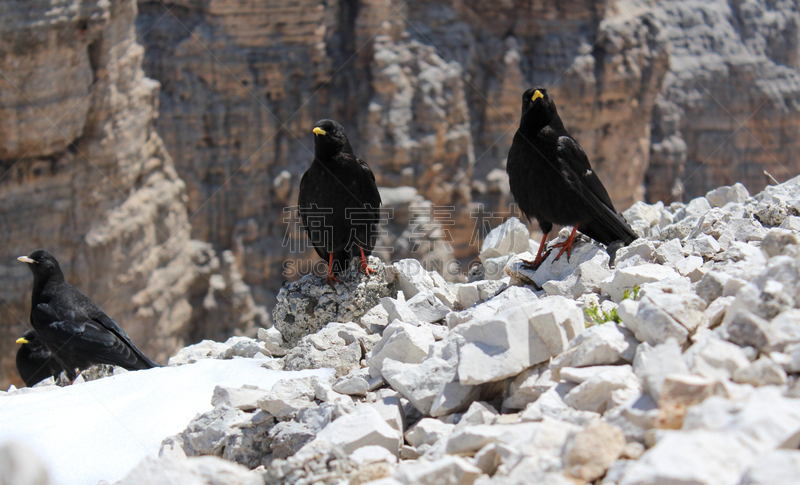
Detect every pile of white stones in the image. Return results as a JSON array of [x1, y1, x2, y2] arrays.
[[27, 178, 800, 485]]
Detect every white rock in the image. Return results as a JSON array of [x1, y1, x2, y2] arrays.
[[406, 289, 451, 323], [633, 339, 690, 403], [706, 183, 749, 208], [312, 405, 401, 457], [624, 201, 663, 228], [690, 234, 721, 259], [600, 264, 681, 302], [455, 283, 481, 309], [393, 259, 435, 299], [332, 369, 371, 396], [479, 217, 530, 262], [614, 239, 656, 268], [168, 340, 230, 365], [728, 217, 767, 242], [211, 385, 269, 411], [257, 378, 317, 418], [700, 295, 734, 329], [382, 335, 477, 417], [552, 322, 637, 370], [780, 215, 800, 231], [367, 322, 435, 377], [654, 238, 684, 266], [370, 396, 405, 438], [646, 291, 706, 334], [510, 241, 610, 292], [455, 296, 584, 385], [683, 335, 751, 380], [620, 296, 689, 346], [381, 297, 420, 324], [519, 383, 600, 427], [503, 366, 556, 411], [404, 418, 455, 448], [739, 449, 800, 485], [360, 304, 391, 333], [447, 285, 540, 329], [732, 357, 788, 386], [484, 254, 514, 280], [458, 401, 499, 427], [563, 365, 641, 414], [445, 419, 580, 456], [257, 327, 287, 357], [350, 445, 398, 465], [394, 455, 482, 485], [674, 255, 705, 281], [118, 455, 262, 485]]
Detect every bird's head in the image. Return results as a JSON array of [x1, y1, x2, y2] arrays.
[[17, 249, 64, 284], [16, 330, 38, 346], [520, 87, 558, 129], [312, 119, 353, 158]]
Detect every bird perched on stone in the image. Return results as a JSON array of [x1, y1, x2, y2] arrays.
[[298, 119, 382, 287], [15, 329, 64, 387], [506, 87, 638, 268], [18, 249, 161, 381]]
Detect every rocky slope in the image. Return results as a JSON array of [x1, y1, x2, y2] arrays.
[[0, 0, 265, 388], [6, 176, 799, 485], [134, 0, 670, 300]]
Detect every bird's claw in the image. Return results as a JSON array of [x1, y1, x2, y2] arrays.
[[520, 250, 551, 271], [324, 273, 343, 290]]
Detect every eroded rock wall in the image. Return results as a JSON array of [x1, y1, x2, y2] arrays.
[[0, 0, 262, 388], [135, 0, 669, 300]]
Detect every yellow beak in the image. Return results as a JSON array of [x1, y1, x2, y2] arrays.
[[531, 90, 543, 102], [17, 256, 35, 263], [16, 338, 29, 345], [312, 127, 327, 136]]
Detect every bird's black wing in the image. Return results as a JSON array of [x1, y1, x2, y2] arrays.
[[557, 135, 615, 210], [558, 135, 638, 245], [89, 313, 160, 368], [43, 319, 146, 369], [298, 164, 330, 262], [355, 158, 382, 214]]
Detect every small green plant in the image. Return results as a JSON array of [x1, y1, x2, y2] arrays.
[[584, 285, 640, 327]]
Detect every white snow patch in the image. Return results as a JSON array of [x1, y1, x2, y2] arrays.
[[0, 359, 333, 485]]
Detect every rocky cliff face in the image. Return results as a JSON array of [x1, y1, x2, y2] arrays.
[[647, 0, 800, 203], [135, 0, 669, 302], [0, 0, 263, 388]]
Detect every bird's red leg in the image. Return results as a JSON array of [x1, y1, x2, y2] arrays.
[[359, 247, 375, 275], [325, 253, 342, 289], [552, 224, 580, 261], [521, 232, 551, 270]]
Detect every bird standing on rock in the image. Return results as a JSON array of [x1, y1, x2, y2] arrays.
[[298, 119, 382, 287], [18, 249, 161, 382], [506, 87, 638, 268], [15, 329, 64, 387]]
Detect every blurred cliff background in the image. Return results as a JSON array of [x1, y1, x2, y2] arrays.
[[1, 0, 799, 387]]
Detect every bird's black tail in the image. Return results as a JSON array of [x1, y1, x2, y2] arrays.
[[580, 196, 639, 247]]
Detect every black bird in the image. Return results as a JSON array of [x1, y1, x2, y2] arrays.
[[18, 250, 161, 381], [298, 119, 382, 286], [506, 87, 638, 268], [15, 330, 64, 387]]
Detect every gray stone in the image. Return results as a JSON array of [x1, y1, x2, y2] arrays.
[[332, 369, 371, 396], [697, 271, 732, 304], [614, 239, 656, 267], [654, 238, 685, 266], [257, 327, 287, 357], [690, 234, 722, 259], [503, 365, 555, 411], [619, 297, 689, 346], [283, 322, 367, 377], [273, 257, 395, 347], [269, 421, 316, 459], [761, 228, 800, 258], [381, 297, 420, 324], [168, 340, 230, 366]]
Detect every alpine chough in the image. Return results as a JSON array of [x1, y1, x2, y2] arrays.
[[506, 87, 637, 268], [15, 329, 64, 387], [18, 249, 161, 381], [298, 119, 382, 287]]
